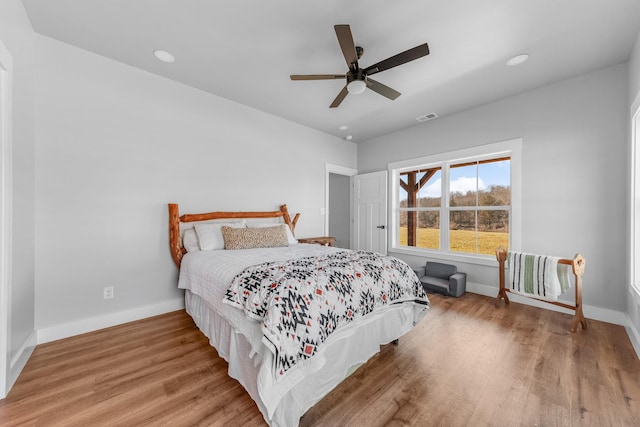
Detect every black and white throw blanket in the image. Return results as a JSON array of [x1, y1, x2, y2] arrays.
[[224, 250, 429, 380]]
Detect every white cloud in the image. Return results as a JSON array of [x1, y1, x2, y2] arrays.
[[418, 176, 486, 198], [420, 178, 442, 198], [450, 176, 485, 194]]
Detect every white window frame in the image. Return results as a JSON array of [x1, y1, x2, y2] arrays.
[[0, 39, 13, 399], [630, 94, 640, 295], [388, 139, 522, 266]]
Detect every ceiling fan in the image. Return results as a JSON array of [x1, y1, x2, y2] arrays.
[[290, 24, 430, 108]]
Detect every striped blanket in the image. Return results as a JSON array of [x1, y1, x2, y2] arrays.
[[506, 251, 571, 301]]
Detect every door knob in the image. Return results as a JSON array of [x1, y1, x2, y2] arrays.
[[376, 225, 386, 229]]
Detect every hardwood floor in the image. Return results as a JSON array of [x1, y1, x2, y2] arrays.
[[0, 293, 638, 426]]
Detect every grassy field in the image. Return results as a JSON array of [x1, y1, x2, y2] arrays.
[[399, 227, 508, 255]]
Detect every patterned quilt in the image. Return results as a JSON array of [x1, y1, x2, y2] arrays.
[[224, 250, 429, 380]]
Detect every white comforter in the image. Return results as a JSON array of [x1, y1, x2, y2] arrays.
[[179, 245, 344, 346], [178, 245, 347, 417]]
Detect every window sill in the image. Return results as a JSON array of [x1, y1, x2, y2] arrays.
[[389, 246, 499, 267]]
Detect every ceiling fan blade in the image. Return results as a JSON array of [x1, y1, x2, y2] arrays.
[[334, 24, 359, 71], [330, 86, 349, 108], [290, 74, 345, 80], [364, 43, 430, 76], [366, 78, 401, 100]]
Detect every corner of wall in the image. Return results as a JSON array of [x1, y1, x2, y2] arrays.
[[7, 330, 36, 392], [628, 30, 640, 104]]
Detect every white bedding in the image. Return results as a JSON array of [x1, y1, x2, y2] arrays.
[[178, 244, 429, 426], [179, 245, 343, 351]]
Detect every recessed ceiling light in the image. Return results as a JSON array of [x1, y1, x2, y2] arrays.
[[507, 53, 529, 66], [344, 135, 353, 141], [153, 49, 175, 63], [339, 125, 349, 130]]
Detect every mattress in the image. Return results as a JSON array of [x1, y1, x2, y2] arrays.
[[179, 245, 429, 426]]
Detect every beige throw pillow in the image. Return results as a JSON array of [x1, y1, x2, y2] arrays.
[[221, 224, 289, 250]]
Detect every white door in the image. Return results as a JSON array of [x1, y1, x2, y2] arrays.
[[353, 171, 387, 254]]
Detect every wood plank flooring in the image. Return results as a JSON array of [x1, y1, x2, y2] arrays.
[[0, 293, 638, 426]]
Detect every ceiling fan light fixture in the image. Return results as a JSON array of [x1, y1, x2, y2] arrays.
[[347, 79, 366, 95]]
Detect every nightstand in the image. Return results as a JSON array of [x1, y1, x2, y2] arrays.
[[297, 236, 336, 246]]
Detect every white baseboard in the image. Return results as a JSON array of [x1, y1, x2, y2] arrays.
[[466, 282, 628, 326], [626, 319, 640, 359], [30, 285, 638, 352], [37, 298, 185, 344], [8, 330, 36, 392]]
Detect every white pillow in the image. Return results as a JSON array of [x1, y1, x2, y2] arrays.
[[248, 222, 298, 244], [182, 228, 200, 252], [285, 227, 298, 245], [194, 220, 247, 250]]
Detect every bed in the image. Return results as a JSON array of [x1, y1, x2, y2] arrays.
[[168, 203, 429, 427]]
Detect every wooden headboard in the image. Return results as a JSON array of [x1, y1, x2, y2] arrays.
[[168, 203, 300, 268]]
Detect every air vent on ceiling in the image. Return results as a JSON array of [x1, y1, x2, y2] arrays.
[[416, 113, 438, 123]]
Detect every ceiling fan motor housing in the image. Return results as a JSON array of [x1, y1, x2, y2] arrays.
[[347, 69, 367, 84]]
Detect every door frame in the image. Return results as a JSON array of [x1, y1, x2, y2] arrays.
[[0, 39, 13, 399], [324, 164, 357, 242]]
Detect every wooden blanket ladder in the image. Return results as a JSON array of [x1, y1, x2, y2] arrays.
[[495, 247, 587, 332]]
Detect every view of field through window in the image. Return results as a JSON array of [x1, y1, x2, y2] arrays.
[[399, 158, 510, 255]]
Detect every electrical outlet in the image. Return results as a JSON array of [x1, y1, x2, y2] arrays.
[[103, 286, 114, 299]]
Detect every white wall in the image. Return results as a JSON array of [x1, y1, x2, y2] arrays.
[[34, 35, 356, 337], [359, 64, 628, 315], [0, 0, 36, 391], [629, 31, 640, 103]]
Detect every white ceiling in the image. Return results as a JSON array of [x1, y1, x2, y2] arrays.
[[21, 0, 640, 143]]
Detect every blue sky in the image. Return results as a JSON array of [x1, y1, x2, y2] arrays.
[[403, 160, 510, 199]]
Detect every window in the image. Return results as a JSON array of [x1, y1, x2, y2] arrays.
[[399, 167, 441, 249], [448, 158, 510, 255], [390, 139, 521, 264]]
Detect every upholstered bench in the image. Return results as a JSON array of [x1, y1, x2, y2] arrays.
[[413, 261, 466, 297]]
